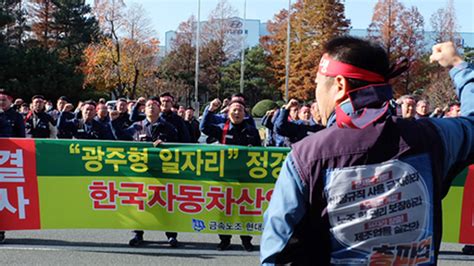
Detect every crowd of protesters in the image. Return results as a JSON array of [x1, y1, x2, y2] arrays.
[[0, 38, 472, 260], [0, 83, 467, 251]]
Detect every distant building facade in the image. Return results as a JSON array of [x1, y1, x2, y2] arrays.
[[161, 17, 474, 58]]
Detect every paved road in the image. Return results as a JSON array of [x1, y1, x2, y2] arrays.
[[1, 230, 473, 265]]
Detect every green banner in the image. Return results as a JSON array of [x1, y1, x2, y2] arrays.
[[0, 138, 288, 235]]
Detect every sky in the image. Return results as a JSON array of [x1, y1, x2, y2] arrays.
[[87, 0, 474, 43]]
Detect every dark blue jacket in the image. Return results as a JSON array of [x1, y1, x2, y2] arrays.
[[274, 108, 325, 144], [130, 104, 191, 143], [57, 111, 75, 139], [185, 118, 201, 143], [57, 112, 113, 140], [261, 112, 276, 146], [133, 117, 179, 143], [25, 111, 55, 138], [94, 116, 116, 140], [0, 108, 25, 138], [160, 111, 191, 143], [113, 112, 133, 140]]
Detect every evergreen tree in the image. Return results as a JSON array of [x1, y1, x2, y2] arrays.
[[220, 46, 278, 106], [51, 0, 100, 62]]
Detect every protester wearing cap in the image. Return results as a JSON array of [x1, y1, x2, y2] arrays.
[[201, 98, 261, 252], [261, 37, 474, 265], [25, 95, 57, 138]]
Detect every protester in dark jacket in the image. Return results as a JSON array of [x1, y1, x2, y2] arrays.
[[25, 95, 57, 138], [0, 91, 25, 138], [261, 38, 474, 265], [57, 100, 113, 140], [127, 98, 180, 248], [184, 106, 201, 143], [201, 98, 261, 251], [94, 103, 116, 140], [274, 99, 325, 144]]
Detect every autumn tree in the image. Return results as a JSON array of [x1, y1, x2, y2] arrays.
[[394, 6, 425, 94], [260, 9, 288, 100], [201, 0, 240, 59], [198, 0, 240, 99], [263, 0, 349, 101], [158, 16, 197, 106], [92, 0, 126, 96], [368, 0, 405, 64], [31, 0, 57, 48], [422, 0, 460, 108], [430, 0, 460, 45], [84, 1, 160, 99], [368, 0, 430, 96]]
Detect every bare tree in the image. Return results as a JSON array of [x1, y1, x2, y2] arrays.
[[124, 3, 155, 41], [93, 0, 126, 98], [430, 0, 460, 45], [201, 0, 240, 59]]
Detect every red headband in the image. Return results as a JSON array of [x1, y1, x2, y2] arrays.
[[318, 54, 386, 83]]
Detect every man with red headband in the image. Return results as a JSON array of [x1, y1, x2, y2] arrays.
[[261, 37, 474, 265]]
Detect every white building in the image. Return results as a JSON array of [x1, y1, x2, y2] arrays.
[[162, 17, 269, 57]]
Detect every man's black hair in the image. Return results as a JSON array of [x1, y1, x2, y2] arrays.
[[117, 98, 127, 103], [83, 100, 97, 107], [159, 92, 174, 100], [58, 96, 69, 102], [323, 36, 390, 89], [448, 102, 460, 109], [148, 96, 160, 102], [231, 92, 246, 100], [186, 106, 195, 111], [32, 95, 45, 101]]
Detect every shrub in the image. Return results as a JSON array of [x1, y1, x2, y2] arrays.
[[251, 99, 278, 117]]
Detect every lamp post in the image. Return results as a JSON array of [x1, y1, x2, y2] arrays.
[[239, 0, 247, 94], [194, 0, 201, 116], [284, 0, 291, 102]]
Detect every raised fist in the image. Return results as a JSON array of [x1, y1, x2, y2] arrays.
[[430, 42, 463, 68], [209, 98, 222, 112]]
